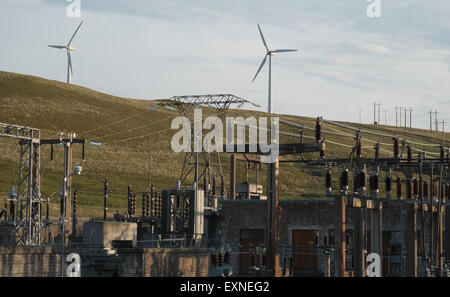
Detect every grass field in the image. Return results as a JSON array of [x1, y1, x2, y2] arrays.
[[0, 70, 448, 218]]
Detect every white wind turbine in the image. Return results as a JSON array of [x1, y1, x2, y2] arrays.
[[252, 24, 298, 114], [48, 21, 84, 84]]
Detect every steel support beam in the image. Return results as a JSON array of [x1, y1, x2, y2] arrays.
[[266, 159, 280, 277], [334, 196, 346, 277]]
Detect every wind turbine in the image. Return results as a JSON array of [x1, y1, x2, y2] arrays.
[[48, 21, 83, 84], [252, 24, 297, 114]]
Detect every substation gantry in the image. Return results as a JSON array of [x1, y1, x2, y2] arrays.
[[156, 94, 261, 191], [1, 122, 41, 246]]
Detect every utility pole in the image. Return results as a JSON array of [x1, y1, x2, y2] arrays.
[[384, 110, 387, 126], [404, 107, 407, 131], [377, 103, 382, 125], [408, 108, 413, 129], [435, 110, 439, 133], [359, 109, 362, 125], [103, 180, 108, 220], [373, 102, 377, 124], [441, 120, 447, 144], [395, 106, 401, 127], [429, 110, 433, 133], [148, 150, 151, 188]]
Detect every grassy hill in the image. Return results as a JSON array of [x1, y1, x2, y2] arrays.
[[0, 71, 448, 218]]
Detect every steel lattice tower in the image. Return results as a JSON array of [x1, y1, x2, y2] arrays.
[[1, 122, 41, 245]]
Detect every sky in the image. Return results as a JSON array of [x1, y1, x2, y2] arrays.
[[0, 0, 449, 129]]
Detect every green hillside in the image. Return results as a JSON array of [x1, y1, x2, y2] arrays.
[[0, 71, 448, 218]]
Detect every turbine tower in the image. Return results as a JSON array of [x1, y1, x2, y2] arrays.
[[252, 24, 298, 114], [48, 21, 83, 84]]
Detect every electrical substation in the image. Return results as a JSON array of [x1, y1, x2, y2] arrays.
[[1, 95, 450, 277]]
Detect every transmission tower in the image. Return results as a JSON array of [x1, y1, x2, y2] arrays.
[[157, 94, 260, 190]]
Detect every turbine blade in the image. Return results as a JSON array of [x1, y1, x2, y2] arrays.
[[257, 24, 269, 51], [252, 54, 267, 82], [48, 45, 66, 49], [67, 20, 83, 46], [272, 49, 298, 53]]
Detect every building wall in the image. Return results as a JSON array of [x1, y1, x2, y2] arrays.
[[0, 246, 210, 277], [218, 199, 415, 276], [0, 247, 76, 277], [141, 248, 210, 277]]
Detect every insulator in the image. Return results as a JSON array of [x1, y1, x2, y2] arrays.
[[413, 179, 419, 198], [394, 138, 400, 158], [211, 252, 218, 266], [385, 175, 392, 194], [82, 143, 85, 160], [373, 174, 379, 193], [320, 146, 325, 159], [374, 144, 379, 159], [353, 172, 359, 193], [73, 190, 77, 213], [407, 146, 412, 162], [220, 176, 225, 198], [127, 185, 132, 215], [212, 175, 216, 197], [396, 177, 402, 199], [340, 169, 349, 193], [447, 183, 450, 202], [358, 170, 366, 192], [142, 194, 146, 217], [325, 169, 332, 194], [224, 251, 231, 264], [218, 251, 224, 267], [132, 194, 136, 216], [315, 117, 322, 143], [406, 180, 413, 199], [423, 181, 429, 199], [50, 145, 54, 161], [432, 182, 437, 199], [249, 253, 257, 267], [356, 141, 362, 158], [441, 183, 446, 200]]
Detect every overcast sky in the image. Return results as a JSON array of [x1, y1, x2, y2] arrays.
[[1, 0, 449, 129]]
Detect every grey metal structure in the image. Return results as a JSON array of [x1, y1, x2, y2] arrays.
[[161, 189, 204, 237], [1, 122, 41, 246], [158, 94, 259, 117], [158, 94, 260, 187]]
